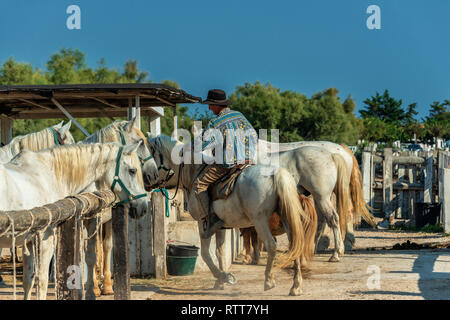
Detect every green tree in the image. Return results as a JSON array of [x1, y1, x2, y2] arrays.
[[360, 89, 406, 124], [229, 82, 359, 144]]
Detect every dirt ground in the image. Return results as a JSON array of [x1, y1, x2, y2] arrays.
[[1, 229, 449, 300]]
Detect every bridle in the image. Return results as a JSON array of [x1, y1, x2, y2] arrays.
[[150, 141, 183, 202], [118, 128, 154, 167], [50, 127, 65, 146], [110, 146, 148, 206]]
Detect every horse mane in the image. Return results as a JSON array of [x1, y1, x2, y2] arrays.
[[7, 127, 57, 156], [155, 134, 183, 161], [44, 143, 117, 189], [83, 120, 128, 144]]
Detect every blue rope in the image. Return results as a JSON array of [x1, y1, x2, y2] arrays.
[[152, 188, 170, 218]]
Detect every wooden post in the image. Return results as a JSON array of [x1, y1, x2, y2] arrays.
[[152, 191, 166, 279], [407, 165, 416, 225], [398, 165, 405, 218], [128, 98, 133, 121], [383, 148, 393, 219], [149, 116, 161, 135], [443, 168, 450, 233], [173, 106, 178, 138], [361, 151, 372, 223], [135, 95, 141, 130], [1, 117, 12, 145], [112, 205, 131, 300], [56, 215, 83, 300], [423, 151, 433, 203]]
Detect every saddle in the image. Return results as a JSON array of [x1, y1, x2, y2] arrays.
[[209, 164, 252, 201]]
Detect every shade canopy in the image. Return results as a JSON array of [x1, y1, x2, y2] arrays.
[[0, 83, 202, 119]]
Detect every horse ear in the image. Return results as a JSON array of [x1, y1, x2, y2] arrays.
[[58, 120, 72, 138], [54, 120, 64, 129], [123, 141, 142, 155], [124, 117, 137, 133]]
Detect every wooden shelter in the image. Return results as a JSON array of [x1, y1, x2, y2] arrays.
[[0, 83, 202, 142], [0, 83, 202, 299]]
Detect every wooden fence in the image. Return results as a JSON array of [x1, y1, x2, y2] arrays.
[[361, 148, 450, 231], [0, 190, 134, 300]]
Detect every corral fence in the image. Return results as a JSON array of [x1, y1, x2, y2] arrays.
[[0, 190, 142, 300], [361, 148, 450, 232]]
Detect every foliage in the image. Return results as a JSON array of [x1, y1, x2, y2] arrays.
[[229, 82, 359, 144], [1, 48, 448, 146], [0, 48, 191, 141]]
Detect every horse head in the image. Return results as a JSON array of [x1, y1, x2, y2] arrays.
[[53, 120, 76, 145], [107, 142, 149, 219], [119, 118, 159, 191]]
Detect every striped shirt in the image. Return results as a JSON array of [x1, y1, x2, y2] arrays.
[[201, 108, 258, 168]]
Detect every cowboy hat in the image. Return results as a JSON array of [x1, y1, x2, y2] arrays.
[[201, 89, 231, 106]]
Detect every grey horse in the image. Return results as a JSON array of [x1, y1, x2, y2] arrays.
[[147, 134, 316, 296]]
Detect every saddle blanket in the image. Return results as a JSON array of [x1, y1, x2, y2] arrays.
[[210, 164, 252, 201]]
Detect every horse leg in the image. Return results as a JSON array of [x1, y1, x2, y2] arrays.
[[253, 220, 276, 291], [214, 229, 227, 290], [85, 220, 101, 299], [251, 229, 260, 265], [289, 258, 303, 296], [102, 220, 114, 295], [198, 222, 228, 288], [314, 214, 327, 252], [22, 240, 35, 300], [36, 229, 56, 300], [345, 205, 355, 250], [314, 198, 344, 262], [242, 229, 252, 264]]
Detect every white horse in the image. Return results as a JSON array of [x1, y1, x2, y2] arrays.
[[147, 134, 316, 295], [80, 118, 158, 298], [0, 142, 148, 299], [0, 121, 74, 163], [153, 138, 351, 263], [258, 139, 376, 239], [0, 121, 74, 270]]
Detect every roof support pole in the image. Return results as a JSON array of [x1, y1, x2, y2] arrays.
[[135, 95, 141, 130], [173, 106, 178, 138], [127, 98, 132, 121], [1, 116, 13, 145], [51, 98, 90, 137]]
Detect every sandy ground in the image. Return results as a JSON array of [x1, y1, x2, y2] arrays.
[[1, 229, 449, 300]]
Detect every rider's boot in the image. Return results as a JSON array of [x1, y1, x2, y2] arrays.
[[196, 191, 225, 239]]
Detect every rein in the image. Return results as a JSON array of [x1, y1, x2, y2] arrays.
[[110, 146, 147, 206]]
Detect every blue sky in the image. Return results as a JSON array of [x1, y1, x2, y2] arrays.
[[1, 0, 449, 119]]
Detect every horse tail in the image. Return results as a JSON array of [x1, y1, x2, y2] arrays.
[[331, 153, 351, 242], [298, 194, 317, 267], [274, 168, 305, 268], [341, 144, 377, 227]]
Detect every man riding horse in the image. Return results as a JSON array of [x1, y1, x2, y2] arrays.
[[192, 89, 258, 238]]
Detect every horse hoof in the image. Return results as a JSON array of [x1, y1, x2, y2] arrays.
[[264, 282, 275, 291], [213, 281, 225, 290], [345, 233, 355, 245], [101, 288, 114, 295], [94, 288, 102, 297], [328, 255, 340, 263], [243, 257, 251, 265], [289, 287, 302, 296]]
